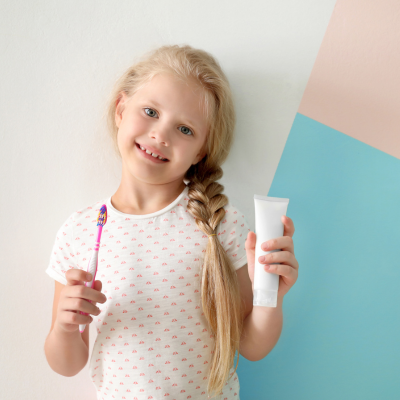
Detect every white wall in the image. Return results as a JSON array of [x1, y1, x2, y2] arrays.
[[0, 0, 336, 398]]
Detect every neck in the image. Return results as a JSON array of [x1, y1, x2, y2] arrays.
[[111, 173, 186, 215]]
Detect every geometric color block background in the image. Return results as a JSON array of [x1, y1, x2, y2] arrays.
[[234, 0, 400, 397], [237, 113, 400, 399], [298, 0, 400, 160]]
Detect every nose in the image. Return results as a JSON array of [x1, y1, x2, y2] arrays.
[[149, 123, 170, 147]]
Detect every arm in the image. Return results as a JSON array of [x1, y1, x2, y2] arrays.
[[239, 297, 283, 362], [236, 264, 284, 362], [44, 325, 89, 377], [238, 215, 298, 361], [44, 280, 89, 377]]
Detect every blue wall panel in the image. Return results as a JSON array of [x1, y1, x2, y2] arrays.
[[237, 113, 400, 399]]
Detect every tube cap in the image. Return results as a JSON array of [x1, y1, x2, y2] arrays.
[[253, 289, 278, 308]]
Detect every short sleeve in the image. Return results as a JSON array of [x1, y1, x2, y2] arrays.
[[45, 213, 78, 285], [217, 203, 251, 270]]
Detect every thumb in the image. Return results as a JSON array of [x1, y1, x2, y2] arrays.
[[93, 279, 102, 292], [93, 281, 103, 291], [245, 231, 256, 252], [92, 279, 103, 306]]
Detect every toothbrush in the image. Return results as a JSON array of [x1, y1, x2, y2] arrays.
[[79, 204, 107, 333]]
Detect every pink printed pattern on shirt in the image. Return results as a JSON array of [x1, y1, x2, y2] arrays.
[[46, 186, 250, 400]]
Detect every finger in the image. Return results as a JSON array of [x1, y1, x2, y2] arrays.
[[94, 281, 103, 292], [91, 280, 105, 307], [69, 283, 106, 305], [245, 231, 256, 251], [63, 296, 101, 317], [59, 310, 93, 326], [281, 215, 295, 238], [265, 263, 298, 280], [259, 250, 298, 270], [263, 235, 294, 255], [65, 268, 92, 286], [92, 280, 103, 293]]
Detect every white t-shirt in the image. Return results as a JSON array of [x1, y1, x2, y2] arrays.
[[46, 184, 250, 400]]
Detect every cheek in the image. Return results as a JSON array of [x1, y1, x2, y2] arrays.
[[131, 115, 149, 133], [121, 113, 148, 138], [178, 146, 200, 166]]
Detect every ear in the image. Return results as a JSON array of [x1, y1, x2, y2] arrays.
[[115, 92, 129, 128]]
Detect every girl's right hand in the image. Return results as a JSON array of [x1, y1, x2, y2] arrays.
[[54, 268, 107, 334]]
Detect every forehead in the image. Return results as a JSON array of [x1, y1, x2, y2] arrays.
[[133, 73, 211, 128]]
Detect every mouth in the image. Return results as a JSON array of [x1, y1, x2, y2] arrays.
[[135, 142, 169, 162]]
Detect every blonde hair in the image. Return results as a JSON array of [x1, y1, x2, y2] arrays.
[[106, 44, 243, 398]]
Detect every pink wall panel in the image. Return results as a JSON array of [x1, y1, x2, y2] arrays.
[[298, 0, 400, 160]]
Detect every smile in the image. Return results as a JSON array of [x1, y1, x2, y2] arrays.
[[135, 143, 169, 162]]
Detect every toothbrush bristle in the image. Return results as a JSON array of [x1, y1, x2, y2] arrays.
[[97, 204, 107, 227]]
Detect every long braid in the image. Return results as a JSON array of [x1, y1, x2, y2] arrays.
[[106, 44, 240, 398], [187, 166, 243, 398]]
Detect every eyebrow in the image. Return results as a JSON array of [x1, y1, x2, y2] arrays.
[[145, 99, 198, 128]]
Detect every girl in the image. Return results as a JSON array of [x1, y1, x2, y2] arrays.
[[44, 44, 299, 400]]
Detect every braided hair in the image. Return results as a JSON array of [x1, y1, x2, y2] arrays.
[[186, 165, 243, 398], [106, 44, 244, 398]]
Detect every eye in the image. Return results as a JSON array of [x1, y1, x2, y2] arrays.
[[144, 107, 194, 136], [144, 107, 158, 118], [179, 126, 194, 136]]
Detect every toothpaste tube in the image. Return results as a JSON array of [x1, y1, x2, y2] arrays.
[[253, 195, 289, 308]]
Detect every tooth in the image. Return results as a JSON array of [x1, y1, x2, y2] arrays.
[[140, 145, 165, 159]]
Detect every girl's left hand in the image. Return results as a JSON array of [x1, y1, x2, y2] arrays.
[[245, 215, 299, 300]]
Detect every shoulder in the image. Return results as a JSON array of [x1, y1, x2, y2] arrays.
[[57, 199, 107, 240], [59, 197, 109, 231], [46, 197, 109, 284], [216, 201, 250, 270], [218, 202, 249, 236]]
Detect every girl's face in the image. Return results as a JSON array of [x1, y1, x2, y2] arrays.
[[115, 72, 209, 186]]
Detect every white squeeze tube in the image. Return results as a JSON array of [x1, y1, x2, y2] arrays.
[[253, 195, 289, 308]]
